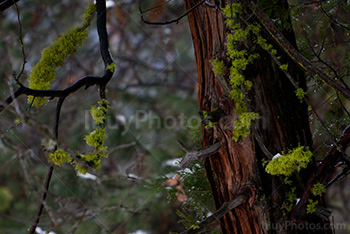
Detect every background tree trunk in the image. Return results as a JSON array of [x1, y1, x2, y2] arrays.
[[185, 0, 331, 233]]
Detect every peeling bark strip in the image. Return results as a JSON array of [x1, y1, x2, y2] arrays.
[[292, 125, 350, 222], [177, 141, 221, 168], [247, 1, 350, 98]]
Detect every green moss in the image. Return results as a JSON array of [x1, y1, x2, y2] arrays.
[[306, 199, 318, 214], [106, 63, 117, 73], [211, 59, 225, 76], [84, 128, 106, 149], [83, 3, 96, 27], [265, 146, 313, 176], [233, 112, 259, 142], [279, 64, 288, 71], [49, 149, 71, 166], [311, 183, 325, 196], [222, 3, 242, 27], [295, 88, 307, 102], [90, 99, 110, 125], [74, 163, 88, 174], [284, 187, 297, 212], [28, 4, 95, 107], [223, 3, 261, 142]]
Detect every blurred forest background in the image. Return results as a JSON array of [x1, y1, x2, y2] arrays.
[[0, 0, 349, 233]]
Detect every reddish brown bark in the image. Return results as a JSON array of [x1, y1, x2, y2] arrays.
[[184, 0, 331, 233]]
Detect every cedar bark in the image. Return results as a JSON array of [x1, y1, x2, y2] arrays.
[[184, 0, 331, 233]]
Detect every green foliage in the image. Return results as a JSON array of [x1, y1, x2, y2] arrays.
[[48, 149, 71, 166], [0, 187, 13, 211], [311, 183, 325, 196], [295, 88, 307, 102], [27, 4, 95, 107], [306, 199, 318, 214], [176, 209, 198, 230], [265, 146, 313, 176]]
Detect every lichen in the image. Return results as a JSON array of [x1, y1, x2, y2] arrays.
[[74, 162, 88, 174], [27, 4, 96, 107], [49, 149, 71, 166], [232, 112, 259, 142], [211, 59, 225, 76], [306, 199, 318, 214], [83, 3, 96, 27], [284, 187, 297, 212], [279, 64, 288, 71], [223, 5, 260, 142], [106, 63, 117, 73], [295, 88, 307, 102], [265, 146, 313, 176], [90, 99, 110, 125], [311, 183, 325, 196], [84, 128, 106, 149]]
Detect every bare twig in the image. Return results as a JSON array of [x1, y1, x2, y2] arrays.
[[29, 166, 54, 234]]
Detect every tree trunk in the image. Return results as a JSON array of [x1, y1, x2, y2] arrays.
[[185, 1, 331, 233]]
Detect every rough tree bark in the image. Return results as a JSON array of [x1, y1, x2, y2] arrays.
[[185, 0, 331, 233]]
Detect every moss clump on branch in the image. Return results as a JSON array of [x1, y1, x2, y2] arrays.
[[75, 99, 109, 174], [49, 149, 71, 166], [306, 199, 318, 214], [27, 3, 96, 107], [311, 183, 325, 196], [90, 99, 110, 125], [265, 146, 313, 176], [106, 63, 117, 73]]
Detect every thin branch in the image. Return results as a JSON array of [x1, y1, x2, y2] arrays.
[[177, 141, 221, 168], [29, 166, 54, 234], [140, 0, 205, 25], [180, 194, 246, 234], [13, 0, 26, 83]]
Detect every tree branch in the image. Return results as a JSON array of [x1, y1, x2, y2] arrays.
[[180, 194, 246, 234], [247, 1, 350, 98], [177, 141, 221, 168]]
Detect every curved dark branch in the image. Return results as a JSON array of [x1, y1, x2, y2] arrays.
[[141, 0, 205, 25], [0, 0, 19, 12], [3, 75, 106, 107], [97, 0, 113, 68]]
